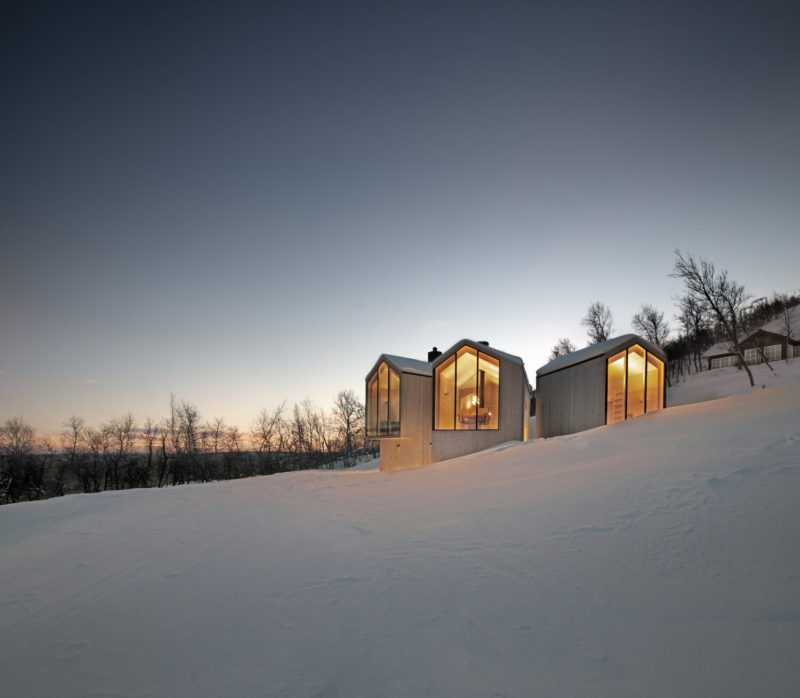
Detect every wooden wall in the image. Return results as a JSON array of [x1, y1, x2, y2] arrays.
[[431, 356, 528, 463], [380, 372, 431, 471], [535, 357, 606, 438]]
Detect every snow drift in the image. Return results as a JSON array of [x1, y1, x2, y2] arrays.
[[1, 364, 799, 697]]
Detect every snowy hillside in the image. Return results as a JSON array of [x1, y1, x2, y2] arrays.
[[2, 365, 800, 697]]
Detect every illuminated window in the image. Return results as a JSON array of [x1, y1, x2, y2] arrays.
[[646, 354, 664, 413], [606, 351, 626, 425], [456, 346, 477, 430], [607, 344, 664, 425], [435, 354, 456, 430], [367, 373, 378, 434], [435, 346, 499, 430], [478, 352, 499, 429], [627, 345, 645, 419], [366, 362, 400, 436], [389, 368, 400, 434]]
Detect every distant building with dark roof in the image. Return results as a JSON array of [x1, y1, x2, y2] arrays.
[[703, 306, 800, 369]]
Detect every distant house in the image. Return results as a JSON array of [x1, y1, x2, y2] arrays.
[[366, 340, 531, 471], [535, 335, 667, 439], [704, 306, 800, 369]]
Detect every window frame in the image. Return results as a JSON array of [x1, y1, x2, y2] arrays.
[[605, 343, 665, 426], [434, 345, 500, 431], [366, 361, 401, 437]]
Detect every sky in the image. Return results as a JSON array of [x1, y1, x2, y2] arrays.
[[2, 0, 799, 434]]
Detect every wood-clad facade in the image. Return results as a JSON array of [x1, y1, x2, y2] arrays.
[[535, 335, 666, 439], [704, 330, 800, 370], [431, 340, 531, 463], [366, 340, 531, 471], [365, 355, 433, 471]]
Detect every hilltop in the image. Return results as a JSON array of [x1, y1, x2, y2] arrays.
[[1, 363, 799, 697]]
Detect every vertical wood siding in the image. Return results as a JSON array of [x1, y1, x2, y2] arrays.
[[431, 356, 528, 462], [380, 373, 432, 471], [535, 358, 606, 438]]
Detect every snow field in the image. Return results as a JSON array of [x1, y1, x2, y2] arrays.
[[1, 363, 800, 696]]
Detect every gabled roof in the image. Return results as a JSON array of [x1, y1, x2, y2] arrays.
[[382, 354, 432, 376], [536, 334, 666, 378], [760, 304, 800, 338], [365, 354, 432, 380], [703, 340, 735, 359], [430, 339, 530, 389], [367, 340, 531, 389], [703, 306, 800, 358], [430, 339, 525, 368]]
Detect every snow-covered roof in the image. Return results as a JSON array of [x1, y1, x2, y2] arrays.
[[430, 339, 524, 368], [366, 354, 432, 380], [760, 304, 800, 338], [381, 354, 432, 376], [430, 340, 530, 391], [703, 306, 800, 358], [703, 340, 734, 358], [537, 334, 666, 377]]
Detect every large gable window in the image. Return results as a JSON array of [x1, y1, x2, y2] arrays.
[[367, 361, 400, 436], [435, 345, 499, 430], [606, 344, 664, 425]]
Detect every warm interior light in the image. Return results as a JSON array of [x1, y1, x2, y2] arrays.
[[471, 395, 478, 406]]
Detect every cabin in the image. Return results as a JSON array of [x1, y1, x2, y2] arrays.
[[535, 334, 666, 439], [366, 340, 531, 471], [704, 307, 800, 369], [365, 353, 433, 471], [704, 331, 800, 369]]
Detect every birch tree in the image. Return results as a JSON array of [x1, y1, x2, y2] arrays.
[[671, 250, 755, 386]]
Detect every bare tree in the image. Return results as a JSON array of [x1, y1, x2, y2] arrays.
[[0, 417, 37, 503], [549, 338, 576, 361], [775, 293, 798, 363], [581, 302, 614, 345], [105, 413, 136, 490], [222, 425, 244, 479], [60, 416, 85, 497], [289, 402, 310, 467], [156, 421, 171, 487], [631, 304, 670, 347], [333, 390, 364, 466], [83, 426, 109, 493], [36, 438, 57, 499], [156, 397, 202, 485], [137, 417, 158, 488], [675, 294, 713, 373], [737, 298, 777, 371], [671, 250, 755, 386], [252, 403, 287, 474], [288, 399, 331, 469]]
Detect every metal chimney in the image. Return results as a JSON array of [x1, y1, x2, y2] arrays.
[[427, 346, 442, 362]]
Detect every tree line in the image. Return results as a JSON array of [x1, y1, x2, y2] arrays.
[[550, 250, 799, 386], [0, 390, 370, 506]]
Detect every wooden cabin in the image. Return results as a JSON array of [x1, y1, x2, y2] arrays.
[[704, 306, 800, 369], [366, 340, 531, 471], [365, 354, 432, 471], [535, 334, 666, 439], [430, 340, 530, 463]]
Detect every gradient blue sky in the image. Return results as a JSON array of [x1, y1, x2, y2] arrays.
[[2, 0, 799, 433]]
